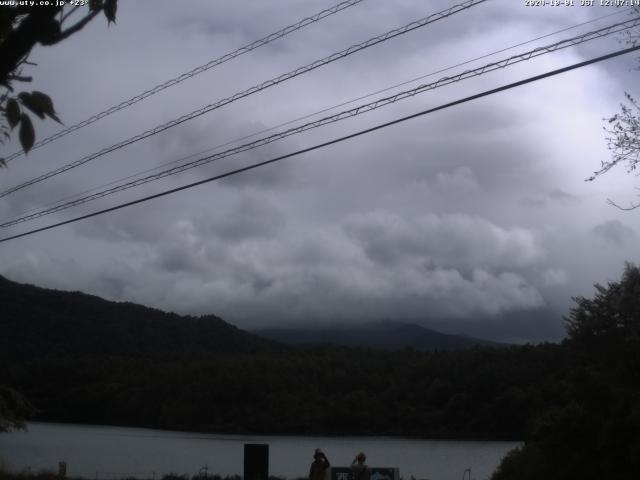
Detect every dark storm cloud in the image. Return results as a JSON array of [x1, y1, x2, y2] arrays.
[[1, 250, 138, 302], [518, 189, 578, 209], [149, 111, 304, 191], [592, 219, 637, 245], [218, 157, 300, 190], [157, 245, 210, 275], [343, 211, 542, 271], [74, 202, 173, 244], [75, 192, 285, 248], [520, 197, 547, 209], [115, 209, 547, 326], [332, 101, 550, 197], [549, 189, 577, 202], [207, 195, 286, 241]]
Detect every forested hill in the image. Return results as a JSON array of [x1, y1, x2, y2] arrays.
[[256, 322, 507, 350], [1, 274, 564, 439], [0, 275, 273, 358], [1, 269, 612, 449]]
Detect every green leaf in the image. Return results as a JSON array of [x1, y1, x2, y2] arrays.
[[6, 98, 20, 129], [104, 0, 117, 24], [19, 113, 35, 153]]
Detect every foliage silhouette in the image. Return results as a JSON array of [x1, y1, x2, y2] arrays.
[[0, 1, 117, 160], [492, 263, 640, 479], [591, 9, 640, 208]]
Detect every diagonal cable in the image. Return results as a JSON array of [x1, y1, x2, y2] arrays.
[[2, 16, 637, 229], [2, 0, 366, 163], [2, 7, 628, 225], [2, 6, 627, 225], [0, 0, 489, 199], [2, 44, 639, 244]]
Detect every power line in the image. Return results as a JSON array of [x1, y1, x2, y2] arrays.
[[2, 17, 637, 229], [2, 6, 628, 225], [0, 0, 489, 199], [1, 44, 638, 244], [2, 0, 366, 163], [3, 17, 635, 227]]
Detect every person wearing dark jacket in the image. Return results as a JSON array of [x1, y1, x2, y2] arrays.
[[309, 448, 331, 480]]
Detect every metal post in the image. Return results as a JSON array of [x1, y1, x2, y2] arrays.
[[244, 444, 269, 480]]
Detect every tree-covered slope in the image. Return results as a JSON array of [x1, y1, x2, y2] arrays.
[[0, 275, 273, 359]]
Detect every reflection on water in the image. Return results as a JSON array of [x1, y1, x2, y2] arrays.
[[0, 423, 519, 480]]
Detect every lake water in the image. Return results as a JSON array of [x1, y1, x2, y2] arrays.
[[0, 423, 519, 480]]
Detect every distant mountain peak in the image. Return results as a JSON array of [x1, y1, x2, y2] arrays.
[[255, 321, 507, 351]]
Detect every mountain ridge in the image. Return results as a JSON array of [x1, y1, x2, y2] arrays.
[[255, 320, 507, 351], [1, 274, 506, 355], [0, 274, 273, 358]]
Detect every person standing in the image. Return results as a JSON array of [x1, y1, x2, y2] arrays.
[[351, 452, 370, 480], [309, 448, 331, 480]]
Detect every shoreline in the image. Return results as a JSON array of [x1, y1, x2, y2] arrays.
[[22, 421, 522, 443]]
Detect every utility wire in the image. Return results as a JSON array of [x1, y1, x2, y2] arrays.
[[0, 0, 488, 199], [2, 6, 628, 225], [1, 44, 638, 244], [2, 0, 366, 163], [2, 17, 637, 229]]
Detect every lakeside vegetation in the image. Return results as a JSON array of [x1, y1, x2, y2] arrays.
[[0, 469, 298, 480], [491, 264, 640, 479]]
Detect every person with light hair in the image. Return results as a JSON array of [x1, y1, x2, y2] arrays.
[[351, 452, 370, 480]]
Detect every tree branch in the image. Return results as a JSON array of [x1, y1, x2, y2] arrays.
[[606, 198, 640, 210], [6, 74, 32, 82], [56, 8, 101, 42], [0, 7, 62, 85]]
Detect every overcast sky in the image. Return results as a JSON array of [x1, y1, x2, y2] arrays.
[[1, 0, 639, 342]]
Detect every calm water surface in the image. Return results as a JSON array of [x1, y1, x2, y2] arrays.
[[0, 423, 519, 480]]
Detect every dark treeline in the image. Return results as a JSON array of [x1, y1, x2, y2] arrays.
[[2, 343, 567, 439]]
